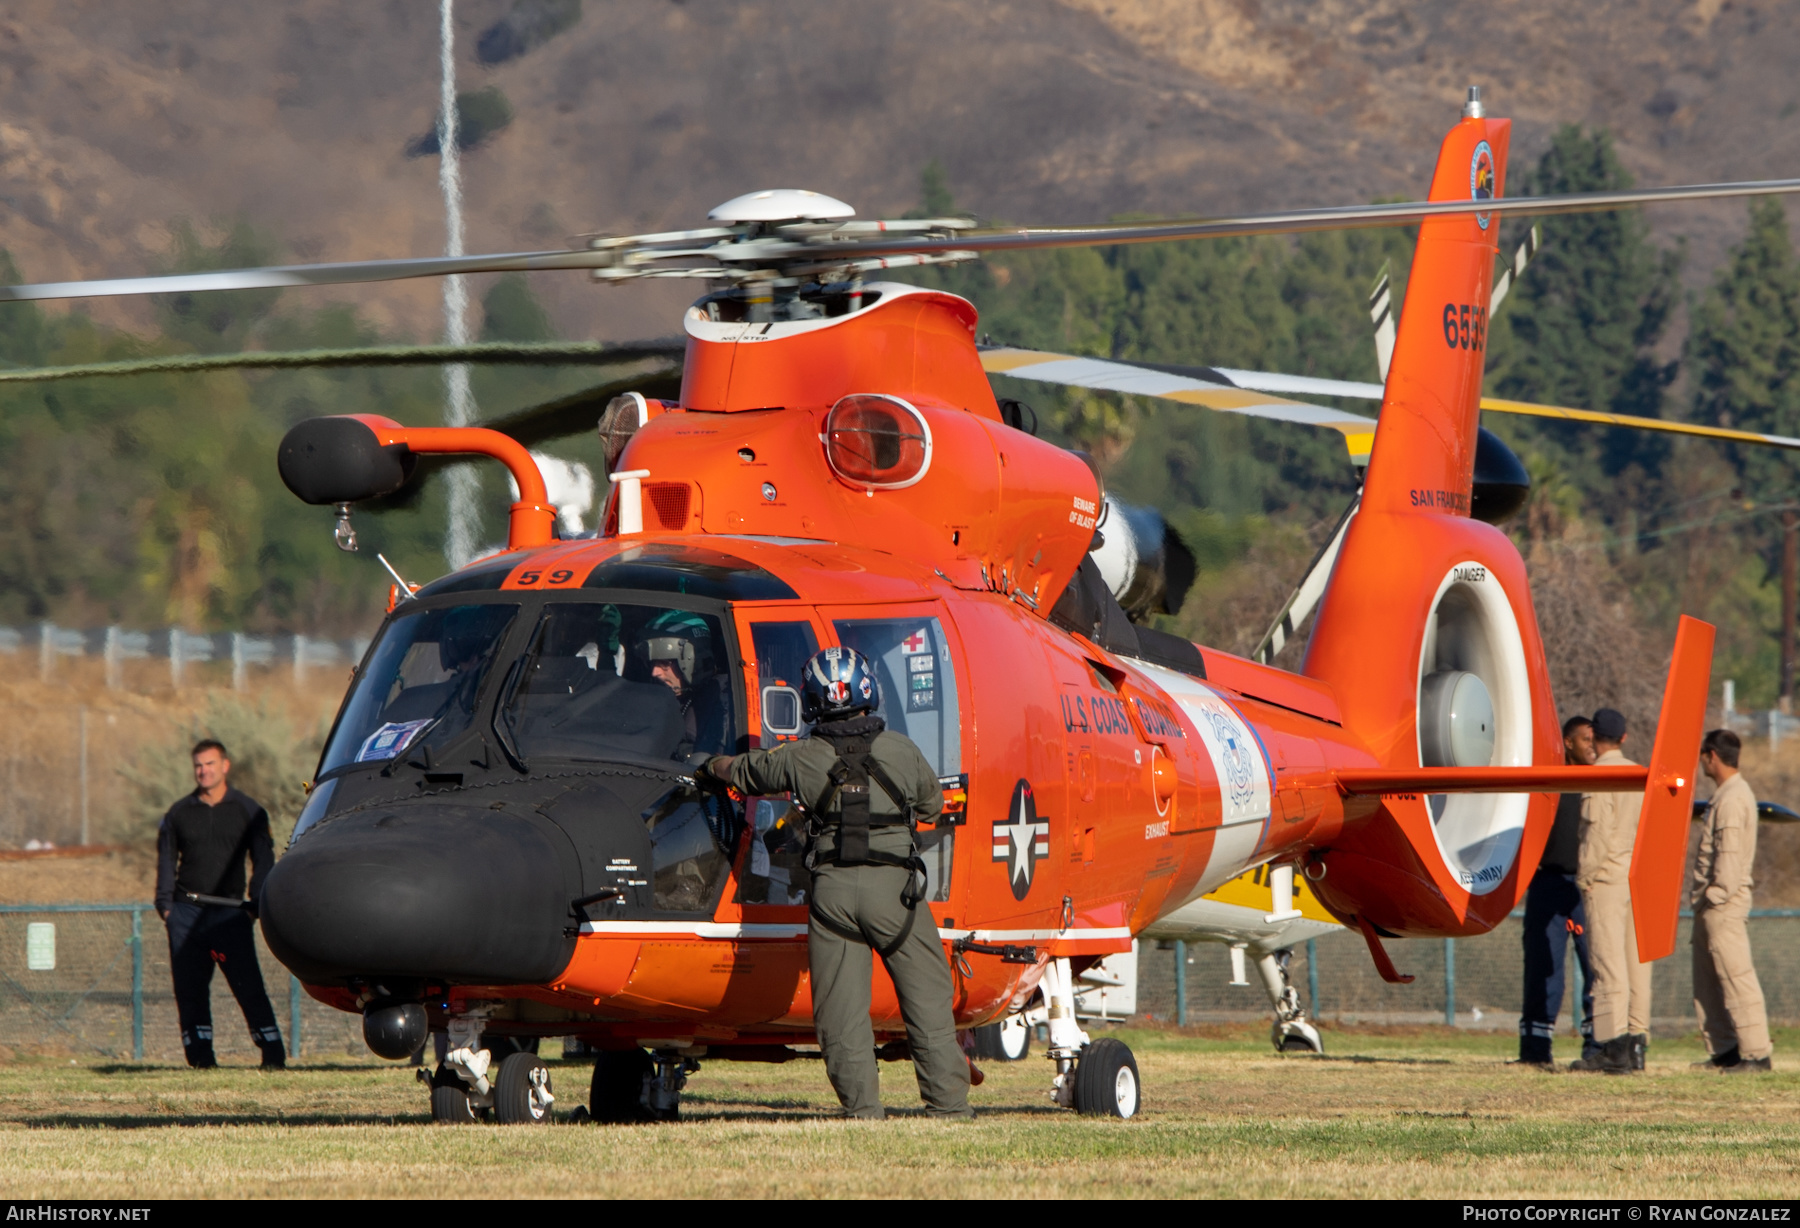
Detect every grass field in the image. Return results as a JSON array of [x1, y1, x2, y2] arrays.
[[2, 1024, 1798, 1199]]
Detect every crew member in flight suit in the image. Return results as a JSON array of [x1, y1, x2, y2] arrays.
[[1571, 708, 1652, 1074], [1515, 715, 1599, 1069], [154, 739, 284, 1069], [1690, 729, 1773, 1072], [703, 647, 971, 1119]]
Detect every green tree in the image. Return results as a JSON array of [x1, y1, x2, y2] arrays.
[[153, 218, 287, 354], [1486, 127, 1681, 481], [481, 274, 556, 342], [1691, 200, 1800, 466]]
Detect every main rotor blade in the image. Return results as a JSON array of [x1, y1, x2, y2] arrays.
[[791, 178, 1800, 261], [1480, 396, 1800, 450], [0, 249, 610, 303], [982, 344, 1800, 462], [980, 346, 1377, 463], [6, 177, 1798, 303], [0, 339, 686, 383]]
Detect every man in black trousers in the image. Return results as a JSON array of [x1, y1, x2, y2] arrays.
[[155, 739, 285, 1069], [1514, 715, 1599, 1069]]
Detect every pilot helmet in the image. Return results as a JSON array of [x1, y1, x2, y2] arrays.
[[801, 646, 879, 721], [636, 610, 716, 685]]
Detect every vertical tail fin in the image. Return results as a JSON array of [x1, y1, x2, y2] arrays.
[[1358, 113, 1511, 517], [1631, 616, 1717, 961]]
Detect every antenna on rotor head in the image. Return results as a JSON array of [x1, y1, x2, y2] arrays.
[[1462, 86, 1485, 119]]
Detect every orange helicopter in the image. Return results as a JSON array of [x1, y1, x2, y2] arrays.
[[11, 88, 1800, 1123]]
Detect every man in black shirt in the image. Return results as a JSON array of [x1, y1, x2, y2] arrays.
[[1515, 715, 1599, 1069], [155, 739, 284, 1069]]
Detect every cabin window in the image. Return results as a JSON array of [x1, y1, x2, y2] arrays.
[[831, 617, 962, 776], [832, 615, 961, 903], [320, 603, 519, 774]]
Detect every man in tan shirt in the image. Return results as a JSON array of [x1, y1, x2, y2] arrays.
[[1691, 729, 1772, 1072], [1571, 708, 1652, 1073]]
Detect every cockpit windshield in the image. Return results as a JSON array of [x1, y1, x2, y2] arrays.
[[499, 602, 736, 763], [320, 603, 519, 774]]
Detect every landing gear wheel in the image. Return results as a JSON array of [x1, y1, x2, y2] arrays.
[[428, 1063, 482, 1124], [493, 1051, 555, 1124], [1072, 1038, 1140, 1119], [431, 1084, 479, 1124], [972, 1015, 1032, 1062], [590, 1048, 655, 1124]]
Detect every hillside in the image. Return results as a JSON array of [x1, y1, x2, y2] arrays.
[[0, 0, 1791, 345]]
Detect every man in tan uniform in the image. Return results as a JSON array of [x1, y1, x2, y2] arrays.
[[1571, 708, 1652, 1073], [1690, 729, 1773, 1073]]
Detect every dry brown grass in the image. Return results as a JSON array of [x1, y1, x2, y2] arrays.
[[0, 1026, 1797, 1198], [0, 656, 342, 852]]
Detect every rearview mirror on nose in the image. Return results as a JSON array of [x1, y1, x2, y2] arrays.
[[761, 685, 803, 737]]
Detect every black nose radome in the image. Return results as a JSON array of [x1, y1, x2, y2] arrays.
[[363, 1000, 429, 1060], [260, 804, 580, 986]]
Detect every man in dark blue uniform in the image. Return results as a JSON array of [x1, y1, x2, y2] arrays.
[[1515, 715, 1598, 1069], [155, 739, 284, 1069]]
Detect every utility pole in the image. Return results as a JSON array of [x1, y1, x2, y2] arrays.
[[1783, 510, 1797, 714], [438, 0, 480, 569]]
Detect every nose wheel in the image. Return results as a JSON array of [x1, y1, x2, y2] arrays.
[[493, 1051, 556, 1124], [422, 1064, 490, 1123]]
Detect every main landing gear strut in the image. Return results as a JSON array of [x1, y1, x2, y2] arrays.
[[424, 1009, 556, 1125], [1257, 949, 1324, 1054], [1042, 957, 1140, 1119], [588, 1048, 696, 1123]]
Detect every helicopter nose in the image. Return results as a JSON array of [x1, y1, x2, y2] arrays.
[[259, 803, 581, 986]]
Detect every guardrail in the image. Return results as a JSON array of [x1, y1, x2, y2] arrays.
[[0, 624, 371, 689]]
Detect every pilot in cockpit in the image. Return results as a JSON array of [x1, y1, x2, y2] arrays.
[[636, 611, 732, 759], [380, 605, 509, 726]]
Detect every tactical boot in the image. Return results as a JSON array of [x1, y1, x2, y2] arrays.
[[1691, 1046, 1740, 1071], [1599, 1034, 1636, 1074], [1510, 1035, 1554, 1070], [1571, 1034, 1633, 1074], [1629, 1033, 1648, 1071], [1567, 1045, 1607, 1073], [1722, 1055, 1773, 1074]]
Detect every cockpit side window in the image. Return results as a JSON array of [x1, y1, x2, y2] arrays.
[[503, 602, 737, 763], [319, 603, 520, 774], [737, 619, 822, 907]]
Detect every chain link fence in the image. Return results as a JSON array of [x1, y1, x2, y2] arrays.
[[1137, 911, 1800, 1034], [0, 904, 364, 1062], [7, 903, 1800, 1060]]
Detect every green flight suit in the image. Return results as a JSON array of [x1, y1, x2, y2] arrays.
[[723, 721, 970, 1119]]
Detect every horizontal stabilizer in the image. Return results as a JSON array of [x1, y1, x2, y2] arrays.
[[1632, 616, 1716, 962]]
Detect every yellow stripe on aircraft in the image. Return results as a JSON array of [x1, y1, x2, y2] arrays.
[[1203, 863, 1340, 925]]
